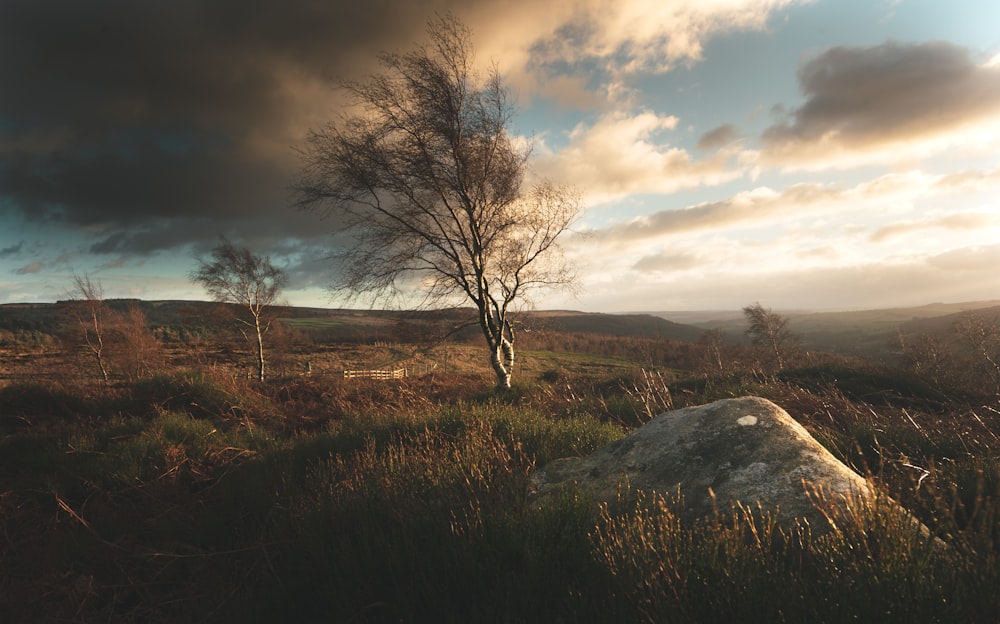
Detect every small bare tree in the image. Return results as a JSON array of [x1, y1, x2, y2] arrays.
[[111, 303, 163, 381], [191, 238, 287, 382], [953, 312, 1000, 394], [69, 274, 111, 382], [896, 329, 948, 386], [699, 328, 727, 375], [742, 302, 797, 370], [296, 14, 579, 390]]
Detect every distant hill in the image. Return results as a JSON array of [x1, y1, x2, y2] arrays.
[[521, 311, 705, 342], [647, 300, 1000, 360], [896, 304, 1000, 337], [5, 299, 999, 360]]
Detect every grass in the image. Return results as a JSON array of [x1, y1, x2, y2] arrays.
[[1, 350, 999, 622]]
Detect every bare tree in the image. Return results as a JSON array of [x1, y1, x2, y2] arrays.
[[742, 302, 797, 370], [698, 328, 727, 375], [111, 303, 163, 381], [69, 274, 111, 382], [896, 329, 948, 386], [191, 238, 287, 382], [296, 14, 579, 390], [953, 312, 1000, 394]]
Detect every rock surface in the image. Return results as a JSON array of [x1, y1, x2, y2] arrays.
[[528, 396, 874, 529]]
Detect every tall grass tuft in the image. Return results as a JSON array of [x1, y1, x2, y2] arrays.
[[259, 411, 621, 622], [592, 485, 969, 623]]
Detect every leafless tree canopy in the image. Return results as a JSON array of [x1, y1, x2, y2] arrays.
[[742, 302, 797, 370], [69, 273, 111, 382], [191, 238, 287, 382], [295, 14, 580, 390]]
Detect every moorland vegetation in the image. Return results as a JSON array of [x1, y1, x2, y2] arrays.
[[0, 301, 999, 622]]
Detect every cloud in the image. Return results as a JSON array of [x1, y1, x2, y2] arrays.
[[12, 251, 71, 276], [563, 162, 1000, 312], [0, 0, 803, 270], [597, 183, 840, 243], [14, 262, 44, 275], [569, 246, 1000, 312], [0, 241, 23, 257], [932, 163, 1000, 193], [2, 143, 291, 227], [516, 0, 799, 76], [870, 212, 1000, 243], [698, 124, 742, 151], [760, 41, 1000, 169], [589, 164, 1000, 249], [927, 244, 1000, 272], [534, 110, 742, 203], [633, 251, 702, 272]]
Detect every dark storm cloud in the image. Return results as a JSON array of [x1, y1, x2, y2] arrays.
[[0, 0, 483, 256], [3, 138, 288, 226], [761, 40, 1000, 157]]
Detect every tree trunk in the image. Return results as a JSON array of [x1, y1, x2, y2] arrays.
[[489, 336, 514, 391], [94, 351, 110, 383], [480, 306, 514, 391], [771, 341, 784, 369], [489, 347, 511, 390], [85, 314, 109, 383], [254, 317, 266, 382]]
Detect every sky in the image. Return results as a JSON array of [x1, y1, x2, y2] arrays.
[[2, 0, 1000, 312]]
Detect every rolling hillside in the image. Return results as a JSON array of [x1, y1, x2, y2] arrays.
[[4, 299, 999, 361]]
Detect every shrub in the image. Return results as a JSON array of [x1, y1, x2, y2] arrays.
[[127, 372, 240, 420], [0, 382, 89, 431]]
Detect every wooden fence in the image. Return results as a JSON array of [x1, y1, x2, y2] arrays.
[[342, 362, 437, 380], [343, 368, 406, 380]]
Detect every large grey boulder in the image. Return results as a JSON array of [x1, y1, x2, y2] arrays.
[[528, 396, 875, 529]]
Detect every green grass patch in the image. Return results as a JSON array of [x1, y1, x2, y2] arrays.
[[278, 316, 347, 330]]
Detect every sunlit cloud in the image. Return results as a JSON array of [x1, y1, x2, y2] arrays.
[[466, 0, 807, 111], [870, 212, 1000, 243], [533, 110, 742, 203], [594, 183, 839, 243], [509, 0, 801, 75], [562, 159, 1000, 311], [588, 165, 1000, 247]]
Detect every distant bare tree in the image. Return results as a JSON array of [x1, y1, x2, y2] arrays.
[[111, 303, 163, 381], [69, 274, 111, 382], [699, 328, 727, 374], [953, 312, 1000, 393], [742, 302, 797, 370], [896, 329, 948, 386], [295, 14, 579, 390], [191, 238, 287, 382]]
